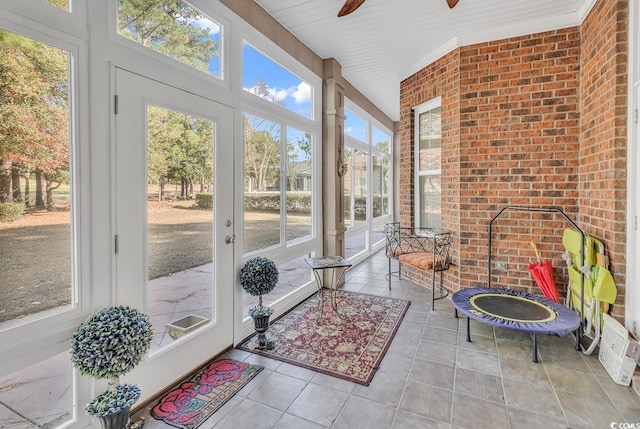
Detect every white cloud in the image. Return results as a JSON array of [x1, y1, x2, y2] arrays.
[[291, 82, 311, 104], [192, 16, 221, 35], [270, 82, 310, 105], [273, 88, 290, 101], [244, 81, 311, 107]]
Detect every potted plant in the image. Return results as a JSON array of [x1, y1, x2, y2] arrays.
[[70, 306, 153, 429], [240, 256, 279, 349]]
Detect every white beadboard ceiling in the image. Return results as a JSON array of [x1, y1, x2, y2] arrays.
[[253, 0, 595, 122]]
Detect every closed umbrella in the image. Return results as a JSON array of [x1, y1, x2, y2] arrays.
[[528, 241, 560, 302]]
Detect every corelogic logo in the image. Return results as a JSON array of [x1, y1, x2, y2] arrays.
[[610, 423, 640, 429]]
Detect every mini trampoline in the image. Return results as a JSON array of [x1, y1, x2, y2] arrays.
[[452, 287, 581, 362]]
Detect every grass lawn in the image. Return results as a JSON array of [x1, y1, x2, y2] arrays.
[[0, 201, 311, 324]]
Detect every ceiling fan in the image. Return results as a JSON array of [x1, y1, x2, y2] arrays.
[[338, 0, 459, 17]]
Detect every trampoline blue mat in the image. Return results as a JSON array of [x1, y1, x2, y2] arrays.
[[452, 287, 580, 337]]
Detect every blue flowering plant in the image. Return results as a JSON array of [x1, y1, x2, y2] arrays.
[[240, 256, 279, 318], [70, 306, 152, 417]]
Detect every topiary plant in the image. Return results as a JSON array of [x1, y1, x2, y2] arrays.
[[70, 306, 152, 417], [240, 256, 279, 317]]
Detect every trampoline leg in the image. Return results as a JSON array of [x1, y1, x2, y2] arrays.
[[532, 334, 538, 363], [466, 317, 471, 342]]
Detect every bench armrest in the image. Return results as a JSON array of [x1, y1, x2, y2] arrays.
[[385, 223, 451, 270]]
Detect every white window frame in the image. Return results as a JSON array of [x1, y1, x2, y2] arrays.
[[344, 99, 393, 264], [107, 0, 233, 104], [0, 9, 90, 378], [238, 31, 322, 264], [0, 4, 92, 428], [236, 21, 322, 341], [413, 97, 442, 229]]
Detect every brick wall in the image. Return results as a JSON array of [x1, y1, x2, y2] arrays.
[[579, 0, 628, 318], [399, 49, 460, 292], [458, 28, 581, 295], [398, 0, 629, 320]]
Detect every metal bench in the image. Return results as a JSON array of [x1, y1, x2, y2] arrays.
[[384, 222, 451, 307]]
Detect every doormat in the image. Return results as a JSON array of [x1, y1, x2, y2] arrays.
[[149, 358, 263, 429], [238, 290, 410, 385]]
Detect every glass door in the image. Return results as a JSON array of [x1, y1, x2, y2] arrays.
[[114, 68, 234, 399]]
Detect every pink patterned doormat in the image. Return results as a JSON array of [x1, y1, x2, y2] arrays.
[[149, 358, 263, 429], [238, 290, 410, 385]]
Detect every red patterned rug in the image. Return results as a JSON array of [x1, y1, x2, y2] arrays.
[[238, 290, 410, 385], [149, 358, 263, 429]]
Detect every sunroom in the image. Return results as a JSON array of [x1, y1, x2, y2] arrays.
[[0, 0, 638, 427]]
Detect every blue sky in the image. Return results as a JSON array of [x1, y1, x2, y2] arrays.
[[193, 15, 221, 77], [345, 107, 366, 141], [119, 2, 315, 121], [242, 43, 312, 119], [165, 3, 389, 148]]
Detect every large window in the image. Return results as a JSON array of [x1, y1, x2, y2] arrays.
[[116, 0, 222, 79], [0, 20, 79, 428], [0, 29, 74, 329], [146, 105, 215, 354], [242, 115, 315, 254], [241, 37, 320, 316], [243, 42, 313, 119], [243, 113, 282, 253], [372, 125, 391, 219], [286, 127, 312, 245], [1, 0, 326, 426], [372, 155, 390, 218], [343, 102, 392, 260], [414, 98, 442, 229]]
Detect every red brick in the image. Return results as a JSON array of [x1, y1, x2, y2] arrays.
[[398, 0, 628, 316]]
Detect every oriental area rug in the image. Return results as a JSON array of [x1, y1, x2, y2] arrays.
[[238, 290, 410, 385], [149, 358, 263, 429]]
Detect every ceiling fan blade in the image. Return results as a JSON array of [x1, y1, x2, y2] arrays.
[[446, 0, 459, 8], [338, 0, 366, 17]]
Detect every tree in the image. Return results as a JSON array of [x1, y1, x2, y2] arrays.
[[0, 29, 69, 206], [243, 80, 286, 193], [1, 1, 220, 208], [147, 106, 180, 200], [147, 106, 213, 200], [193, 117, 214, 193], [286, 133, 311, 191], [375, 140, 389, 153], [117, 0, 219, 201], [117, 0, 218, 73], [246, 80, 279, 104], [243, 115, 280, 192]]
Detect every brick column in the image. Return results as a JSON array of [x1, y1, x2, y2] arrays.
[[322, 58, 346, 257]]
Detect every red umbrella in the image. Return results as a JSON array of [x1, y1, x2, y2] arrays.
[[528, 241, 560, 302]]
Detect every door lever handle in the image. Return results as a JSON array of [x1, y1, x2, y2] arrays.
[[225, 235, 236, 244]]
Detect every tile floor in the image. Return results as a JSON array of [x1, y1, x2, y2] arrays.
[[135, 251, 640, 429]]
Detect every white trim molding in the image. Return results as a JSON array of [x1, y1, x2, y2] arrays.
[[399, 2, 597, 82]]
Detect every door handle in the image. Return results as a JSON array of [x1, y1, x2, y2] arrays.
[[225, 235, 236, 244]]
